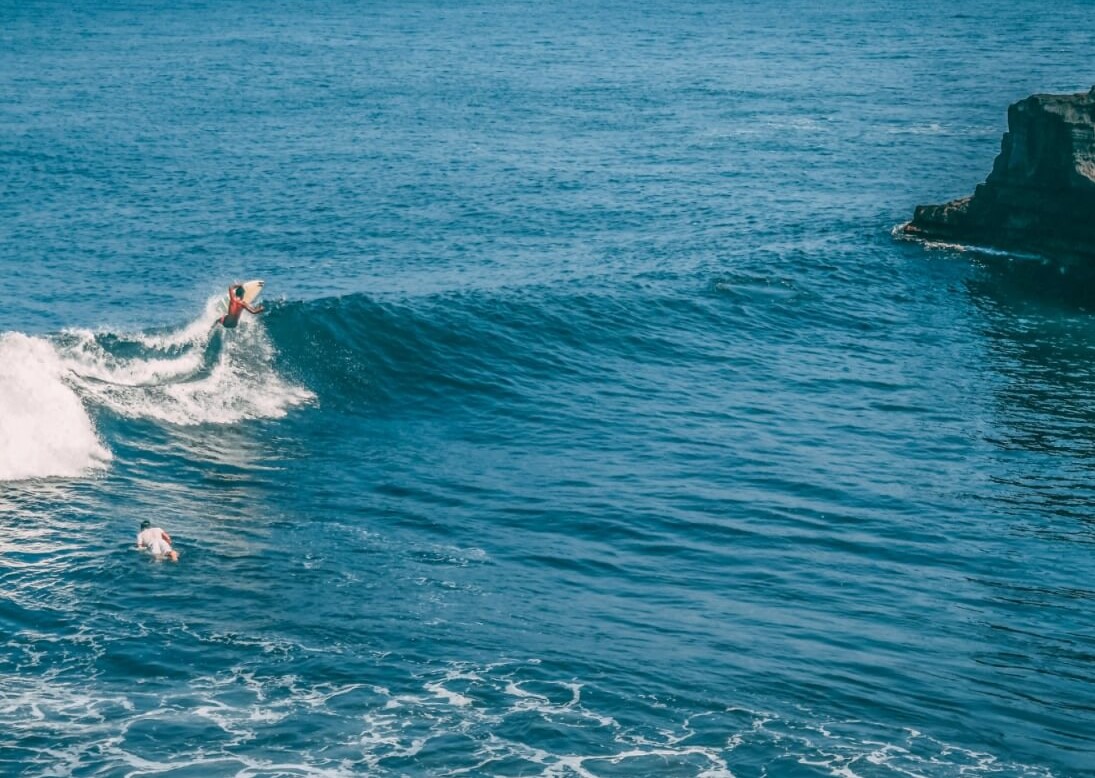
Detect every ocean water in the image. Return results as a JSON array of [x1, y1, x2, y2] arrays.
[[1, 0, 1093, 775]]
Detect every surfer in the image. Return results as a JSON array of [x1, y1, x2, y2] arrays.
[[136, 520, 179, 562], [217, 284, 264, 328]]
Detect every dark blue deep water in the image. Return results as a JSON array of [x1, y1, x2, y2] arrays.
[[2, 1, 1093, 775]]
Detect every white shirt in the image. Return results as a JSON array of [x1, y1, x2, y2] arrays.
[[137, 527, 172, 555]]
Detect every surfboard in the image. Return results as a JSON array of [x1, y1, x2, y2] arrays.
[[237, 279, 264, 306]]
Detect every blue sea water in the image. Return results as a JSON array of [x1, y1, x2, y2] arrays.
[[2, 0, 1094, 775]]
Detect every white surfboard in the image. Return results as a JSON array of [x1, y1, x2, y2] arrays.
[[238, 279, 264, 306]]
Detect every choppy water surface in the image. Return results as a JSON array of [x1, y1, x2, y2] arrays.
[[1, 1, 1093, 775]]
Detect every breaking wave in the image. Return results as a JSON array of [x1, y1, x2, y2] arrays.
[[0, 293, 314, 482], [0, 333, 113, 481]]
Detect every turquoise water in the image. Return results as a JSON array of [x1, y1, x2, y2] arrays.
[[2, 1, 1093, 775]]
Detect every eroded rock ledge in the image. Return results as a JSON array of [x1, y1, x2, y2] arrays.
[[903, 87, 1095, 260]]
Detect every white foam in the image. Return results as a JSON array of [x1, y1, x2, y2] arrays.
[[130, 295, 228, 350], [0, 333, 112, 481], [0, 292, 314, 480], [892, 223, 1047, 262], [0, 653, 1062, 778], [60, 293, 314, 426]]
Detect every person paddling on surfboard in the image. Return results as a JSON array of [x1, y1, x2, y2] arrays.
[[218, 284, 264, 329], [136, 519, 179, 562]]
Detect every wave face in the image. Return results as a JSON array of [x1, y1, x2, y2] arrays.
[[265, 288, 725, 414]]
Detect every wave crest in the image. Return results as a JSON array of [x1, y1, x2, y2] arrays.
[[0, 333, 112, 481], [0, 293, 314, 481]]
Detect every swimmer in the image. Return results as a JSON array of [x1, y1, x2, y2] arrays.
[[136, 519, 179, 562]]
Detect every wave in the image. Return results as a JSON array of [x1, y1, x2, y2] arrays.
[[60, 295, 314, 426], [263, 283, 734, 414], [0, 293, 314, 482], [1, 277, 775, 481], [0, 333, 113, 481]]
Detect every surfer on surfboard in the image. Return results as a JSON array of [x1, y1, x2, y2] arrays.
[[218, 284, 265, 328]]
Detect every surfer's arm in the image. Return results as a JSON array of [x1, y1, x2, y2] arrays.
[[243, 302, 264, 314]]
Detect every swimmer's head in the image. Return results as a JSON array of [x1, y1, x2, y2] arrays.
[[235, 286, 245, 298], [140, 520, 151, 530]]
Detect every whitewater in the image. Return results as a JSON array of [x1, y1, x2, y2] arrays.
[[0, 294, 313, 482]]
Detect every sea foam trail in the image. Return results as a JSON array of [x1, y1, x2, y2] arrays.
[[0, 333, 112, 481], [0, 294, 314, 482], [62, 294, 315, 426]]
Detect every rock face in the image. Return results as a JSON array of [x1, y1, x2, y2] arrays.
[[903, 87, 1095, 260]]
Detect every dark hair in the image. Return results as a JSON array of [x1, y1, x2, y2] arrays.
[[235, 286, 245, 298], [140, 520, 151, 530]]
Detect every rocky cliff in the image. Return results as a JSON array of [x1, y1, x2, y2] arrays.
[[903, 87, 1095, 260]]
